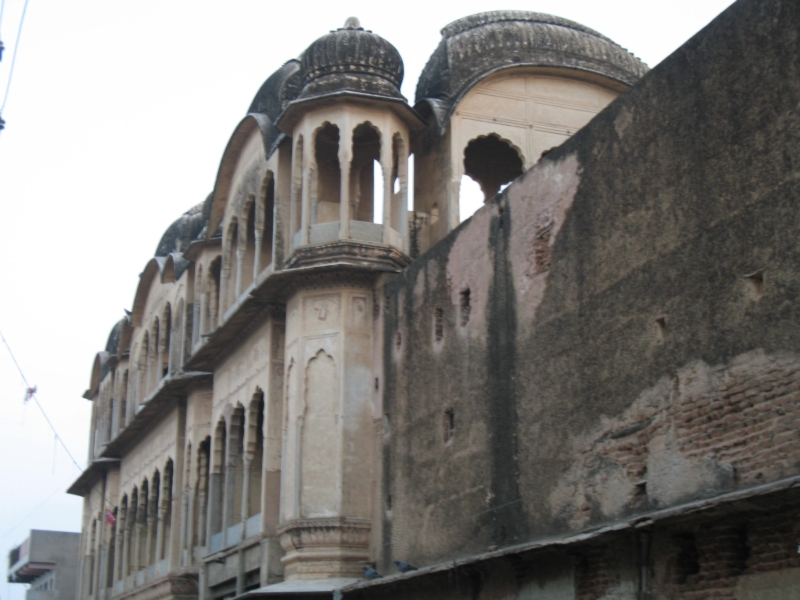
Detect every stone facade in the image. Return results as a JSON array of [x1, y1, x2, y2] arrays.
[[69, 2, 800, 599]]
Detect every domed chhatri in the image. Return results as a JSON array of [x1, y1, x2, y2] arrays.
[[296, 17, 405, 103]]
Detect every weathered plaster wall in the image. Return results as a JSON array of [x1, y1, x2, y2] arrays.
[[383, 0, 800, 571]]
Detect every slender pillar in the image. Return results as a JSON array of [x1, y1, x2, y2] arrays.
[[235, 246, 244, 298], [208, 287, 218, 331], [112, 510, 123, 588], [180, 489, 190, 566], [197, 450, 209, 547], [253, 231, 263, 278], [193, 295, 201, 343], [300, 142, 313, 245], [154, 333, 162, 389], [240, 455, 252, 527], [381, 134, 392, 231], [398, 146, 410, 253], [199, 292, 208, 338], [290, 140, 304, 248], [339, 120, 353, 240], [121, 519, 130, 581], [220, 259, 231, 318], [155, 505, 165, 566], [142, 494, 158, 567]]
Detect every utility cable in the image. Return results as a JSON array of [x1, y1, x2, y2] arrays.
[[0, 327, 118, 535], [1, 0, 31, 117], [0, 328, 83, 472]]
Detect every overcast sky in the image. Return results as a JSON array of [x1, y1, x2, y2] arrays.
[[0, 0, 734, 597]]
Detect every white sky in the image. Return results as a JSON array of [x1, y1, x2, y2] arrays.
[[0, 1, 734, 597]]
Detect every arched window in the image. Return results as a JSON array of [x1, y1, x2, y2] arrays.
[[150, 318, 160, 392], [312, 123, 341, 225], [139, 333, 149, 403], [460, 134, 523, 221], [161, 304, 171, 378], [209, 419, 227, 544], [256, 172, 275, 273], [241, 195, 257, 291], [208, 256, 222, 331], [351, 123, 382, 224], [245, 391, 265, 527]]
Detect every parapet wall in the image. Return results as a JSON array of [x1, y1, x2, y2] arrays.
[[382, 0, 800, 569]]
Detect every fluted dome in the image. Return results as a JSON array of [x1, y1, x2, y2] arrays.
[[296, 17, 405, 102], [416, 11, 649, 128]]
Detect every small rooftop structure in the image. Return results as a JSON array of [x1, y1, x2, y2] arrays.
[[8, 530, 80, 600]]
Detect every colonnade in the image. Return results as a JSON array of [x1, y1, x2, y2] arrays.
[[112, 461, 175, 587]]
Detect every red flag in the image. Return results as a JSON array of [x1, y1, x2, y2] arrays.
[[105, 509, 117, 525]]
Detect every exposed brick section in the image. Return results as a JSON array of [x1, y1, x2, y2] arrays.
[[660, 507, 800, 599], [743, 506, 800, 575], [577, 354, 800, 515], [676, 524, 747, 599], [523, 217, 554, 277], [574, 544, 612, 600]]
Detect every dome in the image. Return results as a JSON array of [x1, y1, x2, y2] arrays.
[[248, 59, 303, 120], [415, 11, 649, 127], [296, 17, 405, 102], [154, 202, 208, 257], [247, 60, 303, 157]]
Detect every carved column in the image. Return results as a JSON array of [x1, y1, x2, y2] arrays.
[[240, 455, 252, 529], [338, 118, 353, 240], [112, 509, 123, 588], [398, 140, 409, 253], [235, 245, 245, 299], [180, 488, 191, 566], [197, 449, 208, 547], [381, 132, 393, 231], [300, 140, 313, 246], [208, 287, 218, 332], [146, 493, 157, 568], [199, 292, 208, 338], [120, 506, 130, 583], [253, 231, 264, 279]]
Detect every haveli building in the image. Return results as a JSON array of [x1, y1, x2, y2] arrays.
[[69, 1, 800, 599]]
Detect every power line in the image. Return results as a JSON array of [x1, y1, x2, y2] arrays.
[[0, 479, 74, 543], [0, 328, 83, 472], [1, 0, 31, 118]]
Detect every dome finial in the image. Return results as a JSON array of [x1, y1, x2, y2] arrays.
[[343, 16, 361, 30]]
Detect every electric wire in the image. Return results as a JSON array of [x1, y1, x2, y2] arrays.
[[0, 328, 83, 472], [0, 327, 116, 530], [0, 479, 75, 543], [1, 0, 31, 114]]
